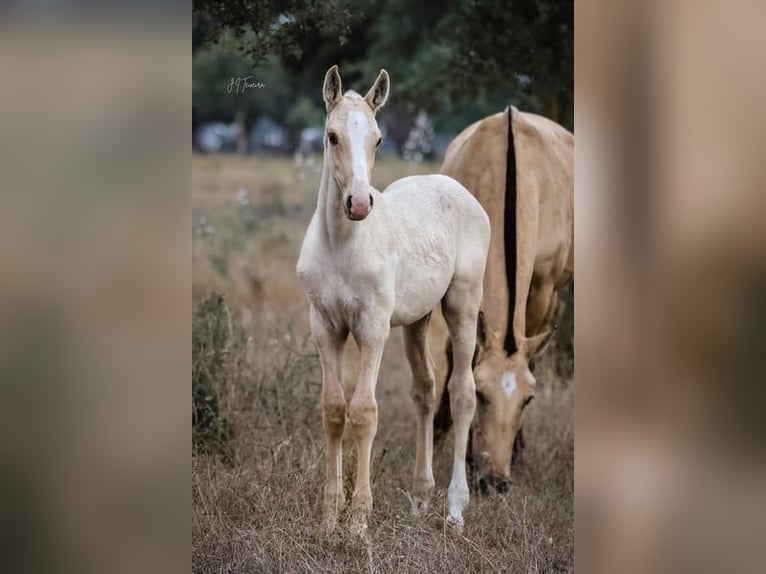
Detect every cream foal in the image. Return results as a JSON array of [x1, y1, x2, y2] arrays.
[[297, 66, 490, 536]]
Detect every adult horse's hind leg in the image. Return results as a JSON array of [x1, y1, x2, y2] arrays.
[[441, 278, 481, 529], [434, 315, 483, 439], [526, 276, 556, 336], [404, 312, 436, 515]]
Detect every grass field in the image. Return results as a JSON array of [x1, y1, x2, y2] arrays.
[[192, 154, 573, 573]]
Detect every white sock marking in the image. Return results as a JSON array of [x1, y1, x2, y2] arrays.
[[448, 454, 469, 526]]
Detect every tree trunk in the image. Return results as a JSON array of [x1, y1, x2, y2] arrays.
[[235, 104, 248, 155]]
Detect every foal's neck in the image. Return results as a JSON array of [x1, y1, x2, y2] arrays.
[[316, 150, 359, 248]]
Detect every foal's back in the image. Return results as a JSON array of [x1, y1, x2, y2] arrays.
[[379, 174, 490, 326], [383, 174, 490, 265]]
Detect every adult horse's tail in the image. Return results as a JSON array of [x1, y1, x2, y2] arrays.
[[434, 106, 518, 444]]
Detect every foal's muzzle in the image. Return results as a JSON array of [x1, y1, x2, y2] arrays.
[[344, 193, 374, 220]]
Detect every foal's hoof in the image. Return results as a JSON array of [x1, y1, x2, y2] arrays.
[[348, 494, 371, 540], [410, 478, 434, 517], [321, 514, 340, 536], [348, 514, 369, 541], [322, 491, 346, 535], [446, 512, 465, 532], [410, 496, 430, 517]]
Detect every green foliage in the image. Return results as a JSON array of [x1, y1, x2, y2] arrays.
[[192, 0, 573, 138], [285, 95, 324, 130], [193, 33, 291, 124], [192, 293, 234, 455], [364, 0, 573, 128], [192, 0, 368, 65]]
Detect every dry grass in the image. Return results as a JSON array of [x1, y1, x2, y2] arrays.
[[192, 154, 573, 573]]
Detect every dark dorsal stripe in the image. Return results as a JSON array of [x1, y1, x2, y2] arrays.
[[503, 106, 518, 355]]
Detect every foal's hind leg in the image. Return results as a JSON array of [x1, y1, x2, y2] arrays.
[[403, 313, 436, 515], [441, 279, 482, 529]]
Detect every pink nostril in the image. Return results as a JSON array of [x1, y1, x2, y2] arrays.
[[344, 191, 373, 220], [349, 194, 371, 215]]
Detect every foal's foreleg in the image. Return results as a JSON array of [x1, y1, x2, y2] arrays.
[[310, 306, 348, 532], [442, 282, 481, 530], [404, 313, 436, 515], [348, 322, 388, 537]]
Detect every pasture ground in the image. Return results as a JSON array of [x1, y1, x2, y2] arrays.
[[192, 154, 573, 573]]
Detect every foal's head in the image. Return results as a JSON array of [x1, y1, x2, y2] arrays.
[[322, 65, 389, 221]]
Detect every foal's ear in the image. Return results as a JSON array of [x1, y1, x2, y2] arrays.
[[323, 65, 343, 111], [364, 69, 390, 113]]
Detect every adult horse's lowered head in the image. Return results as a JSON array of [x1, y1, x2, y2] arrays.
[[297, 65, 490, 537], [436, 107, 574, 491]]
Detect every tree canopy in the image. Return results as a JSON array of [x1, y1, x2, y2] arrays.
[[193, 0, 572, 145], [192, 0, 367, 62]]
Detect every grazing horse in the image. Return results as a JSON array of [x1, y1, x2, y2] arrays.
[[296, 66, 490, 535], [436, 107, 574, 491]]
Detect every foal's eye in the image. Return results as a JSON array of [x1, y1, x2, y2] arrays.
[[328, 132, 338, 145], [476, 389, 489, 406], [375, 137, 382, 148]]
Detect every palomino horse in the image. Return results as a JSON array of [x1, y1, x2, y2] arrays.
[[297, 66, 490, 535], [436, 107, 574, 491]]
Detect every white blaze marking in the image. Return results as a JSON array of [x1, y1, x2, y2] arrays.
[[346, 110, 370, 183], [501, 371, 517, 397]]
